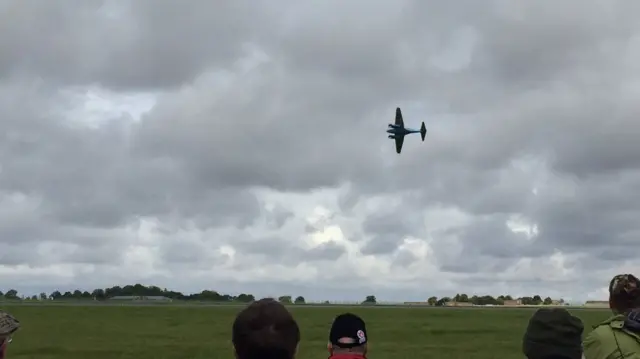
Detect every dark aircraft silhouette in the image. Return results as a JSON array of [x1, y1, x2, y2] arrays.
[[386, 107, 426, 154]]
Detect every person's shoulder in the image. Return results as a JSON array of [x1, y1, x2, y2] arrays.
[[589, 314, 626, 335], [585, 322, 613, 344], [583, 318, 622, 359], [584, 314, 640, 359]]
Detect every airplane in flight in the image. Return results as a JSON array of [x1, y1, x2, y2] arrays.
[[386, 107, 426, 154]]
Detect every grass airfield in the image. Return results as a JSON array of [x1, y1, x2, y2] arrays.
[[2, 303, 610, 359]]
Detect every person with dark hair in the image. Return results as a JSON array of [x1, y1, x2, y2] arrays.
[[522, 308, 584, 359], [232, 298, 301, 359], [583, 274, 640, 359], [327, 313, 368, 359], [0, 311, 20, 359]]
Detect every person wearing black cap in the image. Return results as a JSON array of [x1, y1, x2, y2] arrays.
[[327, 313, 368, 359], [522, 308, 584, 359]]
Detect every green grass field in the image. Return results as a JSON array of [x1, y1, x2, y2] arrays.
[[0, 304, 611, 359]]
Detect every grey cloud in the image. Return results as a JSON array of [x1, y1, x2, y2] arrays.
[[0, 224, 130, 268], [0, 0, 274, 90], [524, 172, 640, 257], [360, 208, 424, 255], [129, 66, 385, 192], [0, 81, 262, 230], [434, 216, 535, 274], [264, 205, 294, 229], [159, 239, 211, 265], [452, 216, 538, 259], [439, 258, 513, 275], [304, 224, 317, 234], [468, 3, 637, 87], [337, 189, 360, 214], [233, 236, 346, 266], [1, 0, 640, 300], [390, 248, 419, 269], [305, 241, 345, 261], [0, 243, 32, 266], [49, 241, 124, 266], [159, 238, 235, 272], [304, 211, 336, 233], [0, 198, 46, 245]]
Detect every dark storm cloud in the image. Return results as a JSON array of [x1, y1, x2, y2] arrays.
[[0, 0, 273, 90]]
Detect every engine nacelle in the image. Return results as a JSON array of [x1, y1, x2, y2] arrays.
[[388, 123, 400, 128], [388, 135, 395, 139]]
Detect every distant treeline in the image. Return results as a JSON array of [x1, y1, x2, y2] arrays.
[[0, 284, 257, 303], [0, 285, 563, 306], [429, 294, 564, 306]]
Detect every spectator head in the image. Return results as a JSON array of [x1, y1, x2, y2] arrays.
[[522, 308, 584, 359], [0, 311, 20, 359], [609, 274, 640, 314], [328, 313, 368, 356], [232, 298, 300, 359]]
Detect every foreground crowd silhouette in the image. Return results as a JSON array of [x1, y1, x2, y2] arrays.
[[2, 273, 640, 358]]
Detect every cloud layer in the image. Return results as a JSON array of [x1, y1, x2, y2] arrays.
[[1, 0, 639, 302]]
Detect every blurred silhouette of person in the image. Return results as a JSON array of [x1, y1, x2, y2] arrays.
[[327, 313, 368, 359], [584, 274, 640, 359], [0, 311, 20, 359], [523, 307, 584, 359], [232, 298, 300, 359]]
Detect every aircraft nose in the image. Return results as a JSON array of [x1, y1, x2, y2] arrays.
[[386, 129, 393, 134]]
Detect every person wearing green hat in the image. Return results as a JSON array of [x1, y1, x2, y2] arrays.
[[522, 308, 584, 359], [583, 274, 640, 359]]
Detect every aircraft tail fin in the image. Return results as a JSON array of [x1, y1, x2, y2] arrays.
[[420, 122, 426, 141]]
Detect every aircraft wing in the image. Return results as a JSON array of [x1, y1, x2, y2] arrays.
[[395, 107, 404, 128], [395, 135, 404, 154]]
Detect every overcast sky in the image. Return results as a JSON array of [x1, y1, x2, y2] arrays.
[[1, 0, 639, 303]]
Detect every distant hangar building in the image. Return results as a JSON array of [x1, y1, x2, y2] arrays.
[[502, 299, 522, 306], [584, 300, 608, 308]]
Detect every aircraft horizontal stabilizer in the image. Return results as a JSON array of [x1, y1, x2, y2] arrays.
[[420, 122, 427, 141]]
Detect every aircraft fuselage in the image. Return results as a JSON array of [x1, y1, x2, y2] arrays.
[[386, 125, 420, 136]]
